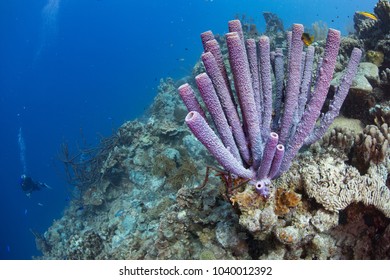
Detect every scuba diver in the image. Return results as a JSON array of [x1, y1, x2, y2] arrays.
[[20, 174, 51, 197]]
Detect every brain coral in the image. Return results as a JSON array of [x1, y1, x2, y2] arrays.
[[301, 153, 390, 217]]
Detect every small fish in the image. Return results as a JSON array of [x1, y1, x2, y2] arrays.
[[6, 245, 10, 253], [357, 11, 378, 21], [301, 33, 314, 46], [24, 209, 28, 215], [37, 202, 44, 207]]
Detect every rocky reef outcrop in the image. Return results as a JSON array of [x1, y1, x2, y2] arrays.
[[36, 0, 390, 260]]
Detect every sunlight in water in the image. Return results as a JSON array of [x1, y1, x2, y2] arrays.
[[36, 0, 61, 59]]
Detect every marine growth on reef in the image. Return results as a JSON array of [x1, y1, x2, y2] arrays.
[[38, 0, 390, 260]]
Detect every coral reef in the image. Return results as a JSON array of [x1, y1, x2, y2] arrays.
[[262, 12, 285, 48], [339, 1, 390, 127], [36, 1, 390, 260], [234, 14, 260, 38], [354, 0, 390, 69], [37, 77, 390, 260], [318, 126, 356, 153], [370, 100, 390, 125], [302, 152, 389, 216], [337, 62, 379, 120], [263, 12, 284, 35], [274, 188, 301, 216], [352, 123, 389, 173], [35, 77, 254, 260], [367, 50, 385, 67]]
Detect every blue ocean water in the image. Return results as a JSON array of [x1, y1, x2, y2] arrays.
[[0, 0, 378, 260]]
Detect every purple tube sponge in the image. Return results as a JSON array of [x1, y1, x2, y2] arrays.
[[195, 73, 242, 163], [255, 179, 271, 198], [279, 28, 342, 174], [258, 36, 273, 138], [178, 20, 361, 196], [272, 48, 284, 130], [226, 32, 263, 168], [185, 111, 253, 179], [200, 31, 214, 51], [278, 24, 304, 145], [178, 83, 206, 119], [201, 52, 251, 164], [228, 20, 244, 44], [257, 132, 279, 180], [304, 47, 362, 145], [246, 38, 261, 127], [204, 39, 233, 103]]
